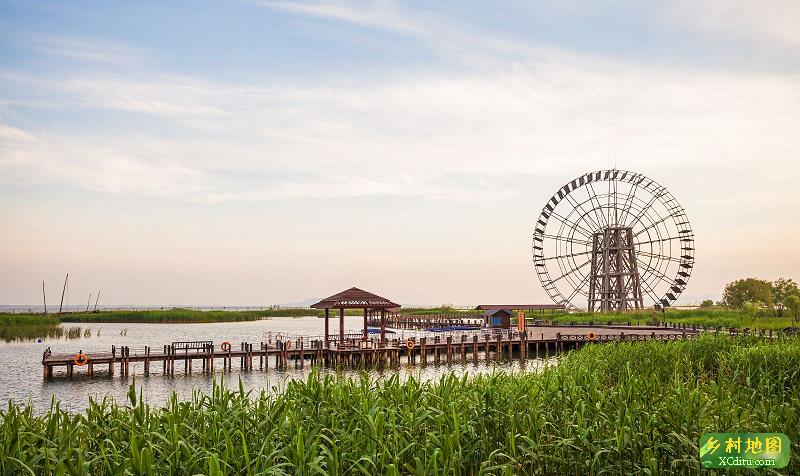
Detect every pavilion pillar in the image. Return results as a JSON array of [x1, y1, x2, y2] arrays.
[[380, 308, 386, 343], [339, 308, 345, 347], [324, 308, 329, 347], [363, 308, 368, 340]]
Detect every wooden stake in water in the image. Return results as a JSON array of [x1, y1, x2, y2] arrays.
[[93, 290, 100, 311], [58, 273, 68, 314]]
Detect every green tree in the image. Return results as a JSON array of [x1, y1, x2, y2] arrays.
[[699, 299, 714, 308], [786, 295, 800, 325], [722, 278, 773, 309], [772, 278, 799, 317]]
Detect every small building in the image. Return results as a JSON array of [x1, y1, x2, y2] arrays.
[[476, 304, 566, 330], [483, 309, 513, 329]]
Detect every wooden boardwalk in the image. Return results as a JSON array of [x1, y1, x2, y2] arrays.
[[42, 324, 707, 379]]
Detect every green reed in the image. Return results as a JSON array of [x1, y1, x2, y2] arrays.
[[0, 314, 60, 342], [1, 335, 798, 475]]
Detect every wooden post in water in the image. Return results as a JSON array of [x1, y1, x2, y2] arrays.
[[380, 309, 386, 343], [446, 336, 452, 364], [58, 273, 68, 314], [121, 346, 127, 376], [324, 308, 329, 347], [339, 308, 345, 347], [363, 308, 368, 341]]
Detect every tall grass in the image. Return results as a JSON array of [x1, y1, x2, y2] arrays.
[[0, 314, 61, 342], [1, 335, 797, 474], [0, 314, 97, 342]]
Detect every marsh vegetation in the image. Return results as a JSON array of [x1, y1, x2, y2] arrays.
[[1, 335, 796, 474]]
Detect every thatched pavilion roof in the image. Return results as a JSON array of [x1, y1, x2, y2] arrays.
[[310, 287, 400, 310]]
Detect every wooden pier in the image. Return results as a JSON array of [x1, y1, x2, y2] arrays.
[[367, 313, 483, 330], [42, 325, 701, 379]]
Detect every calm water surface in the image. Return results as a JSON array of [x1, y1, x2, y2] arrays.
[[1, 317, 552, 412]]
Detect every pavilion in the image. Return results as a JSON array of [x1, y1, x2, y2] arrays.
[[310, 287, 400, 346]]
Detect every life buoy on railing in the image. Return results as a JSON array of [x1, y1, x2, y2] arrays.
[[285, 340, 292, 349], [74, 353, 89, 366], [406, 339, 415, 350], [220, 341, 231, 352], [586, 332, 597, 341]]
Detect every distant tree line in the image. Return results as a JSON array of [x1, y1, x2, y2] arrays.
[[712, 277, 800, 323]]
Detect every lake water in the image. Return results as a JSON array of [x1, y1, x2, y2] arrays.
[[1, 317, 551, 412]]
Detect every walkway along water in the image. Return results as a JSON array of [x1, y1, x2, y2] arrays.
[[41, 323, 720, 379]]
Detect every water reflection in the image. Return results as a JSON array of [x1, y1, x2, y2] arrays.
[[2, 317, 555, 412]]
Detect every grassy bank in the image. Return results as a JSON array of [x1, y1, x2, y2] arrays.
[[546, 306, 796, 330], [0, 313, 92, 342], [1, 335, 797, 474], [0, 313, 62, 342], [58, 308, 277, 323], [2, 306, 480, 325], [2, 306, 795, 336]]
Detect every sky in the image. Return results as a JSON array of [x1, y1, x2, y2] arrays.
[[1, 0, 799, 307]]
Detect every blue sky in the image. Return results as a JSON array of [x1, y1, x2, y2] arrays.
[[1, 1, 799, 306]]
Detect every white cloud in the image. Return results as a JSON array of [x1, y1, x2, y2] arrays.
[[0, 129, 212, 196], [2, 54, 798, 205], [260, 0, 426, 35], [28, 35, 144, 65], [667, 0, 800, 51], [259, 0, 542, 66], [0, 124, 36, 143]]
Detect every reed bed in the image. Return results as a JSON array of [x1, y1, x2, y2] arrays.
[[1, 335, 798, 474], [0, 314, 64, 342]]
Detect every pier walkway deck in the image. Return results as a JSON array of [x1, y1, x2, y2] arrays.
[[39, 322, 723, 379]]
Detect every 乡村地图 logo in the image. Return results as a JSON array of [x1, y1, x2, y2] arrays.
[[700, 433, 789, 469]]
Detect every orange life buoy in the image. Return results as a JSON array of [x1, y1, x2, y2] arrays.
[[220, 341, 231, 352], [586, 332, 597, 341], [285, 340, 292, 349], [406, 339, 415, 350], [74, 353, 88, 366]]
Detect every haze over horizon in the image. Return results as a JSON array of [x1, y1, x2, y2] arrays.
[[1, 1, 799, 307]]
